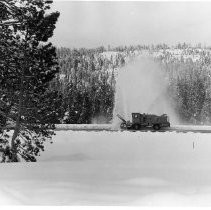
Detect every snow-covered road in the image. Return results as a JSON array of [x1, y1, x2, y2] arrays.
[[55, 124, 211, 133], [1, 130, 211, 205]]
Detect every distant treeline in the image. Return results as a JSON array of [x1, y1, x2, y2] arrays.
[[49, 47, 128, 124], [49, 44, 211, 125], [161, 56, 211, 124]]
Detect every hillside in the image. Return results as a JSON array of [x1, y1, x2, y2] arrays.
[[49, 45, 211, 125]]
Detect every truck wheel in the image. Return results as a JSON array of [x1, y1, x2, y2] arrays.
[[153, 124, 160, 130], [120, 123, 127, 129], [134, 124, 140, 130]]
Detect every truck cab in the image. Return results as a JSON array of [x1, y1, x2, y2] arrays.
[[131, 113, 170, 130]]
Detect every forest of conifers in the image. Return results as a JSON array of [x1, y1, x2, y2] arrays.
[[50, 44, 211, 125]]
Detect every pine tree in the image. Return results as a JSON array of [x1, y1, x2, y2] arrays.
[[0, 0, 20, 26], [0, 0, 60, 162]]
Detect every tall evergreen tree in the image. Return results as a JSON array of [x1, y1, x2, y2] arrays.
[[0, 0, 60, 162]]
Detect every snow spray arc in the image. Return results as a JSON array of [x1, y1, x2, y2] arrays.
[[112, 57, 179, 127]]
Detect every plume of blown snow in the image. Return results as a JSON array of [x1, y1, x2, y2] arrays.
[[112, 57, 179, 129]]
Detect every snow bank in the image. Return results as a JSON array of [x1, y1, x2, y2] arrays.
[[1, 131, 211, 205], [55, 123, 211, 132], [55, 124, 113, 131], [173, 125, 211, 131]]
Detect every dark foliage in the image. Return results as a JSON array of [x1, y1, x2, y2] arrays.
[[0, 0, 60, 162]]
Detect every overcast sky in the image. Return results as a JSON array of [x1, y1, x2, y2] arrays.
[[50, 1, 211, 48]]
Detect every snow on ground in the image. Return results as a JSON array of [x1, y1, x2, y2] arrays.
[[55, 123, 211, 132], [55, 124, 113, 131], [1, 130, 211, 205]]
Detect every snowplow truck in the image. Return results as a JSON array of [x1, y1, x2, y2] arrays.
[[117, 113, 170, 130]]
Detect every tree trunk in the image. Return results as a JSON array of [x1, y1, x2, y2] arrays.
[[11, 76, 24, 162]]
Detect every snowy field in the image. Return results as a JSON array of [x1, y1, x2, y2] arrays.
[[1, 129, 211, 205]]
